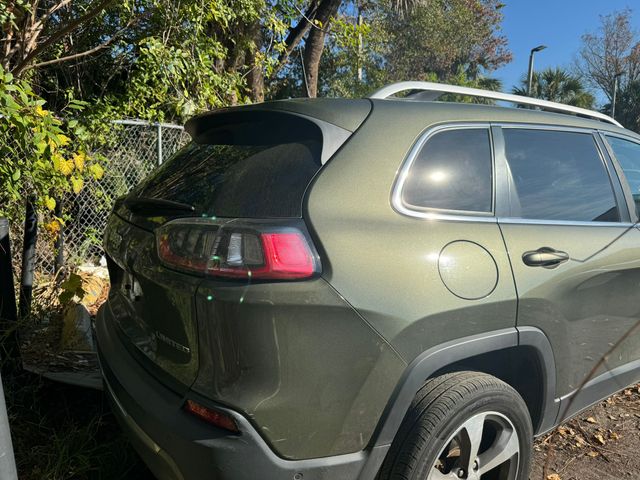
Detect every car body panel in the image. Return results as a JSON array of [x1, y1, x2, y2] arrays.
[[305, 101, 519, 362], [191, 277, 406, 459], [498, 222, 640, 397]]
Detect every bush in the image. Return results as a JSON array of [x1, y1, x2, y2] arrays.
[[0, 67, 104, 233]]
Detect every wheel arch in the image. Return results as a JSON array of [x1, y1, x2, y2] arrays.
[[357, 327, 558, 480]]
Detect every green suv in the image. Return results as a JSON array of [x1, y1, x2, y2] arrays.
[[96, 82, 640, 480]]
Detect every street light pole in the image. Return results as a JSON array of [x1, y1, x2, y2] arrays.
[[527, 45, 547, 96], [612, 71, 624, 120]]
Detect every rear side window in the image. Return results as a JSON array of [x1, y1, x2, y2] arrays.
[[605, 135, 640, 216], [503, 129, 619, 222], [135, 113, 323, 218], [401, 128, 493, 213]]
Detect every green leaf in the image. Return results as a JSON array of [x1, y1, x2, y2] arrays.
[[11, 170, 21, 181], [36, 141, 47, 154]]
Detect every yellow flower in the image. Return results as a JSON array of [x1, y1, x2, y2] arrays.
[[89, 163, 104, 180], [71, 176, 84, 194], [73, 152, 86, 172], [44, 196, 56, 211]]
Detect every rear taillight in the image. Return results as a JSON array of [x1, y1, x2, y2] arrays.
[[156, 218, 320, 280]]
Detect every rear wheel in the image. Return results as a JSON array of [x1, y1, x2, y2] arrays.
[[378, 371, 533, 480]]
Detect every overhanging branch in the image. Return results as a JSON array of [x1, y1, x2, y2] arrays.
[[11, 0, 118, 76], [20, 12, 146, 72]]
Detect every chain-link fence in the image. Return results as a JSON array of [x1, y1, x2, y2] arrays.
[[35, 120, 190, 274]]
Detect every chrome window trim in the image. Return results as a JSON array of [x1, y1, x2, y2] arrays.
[[599, 130, 640, 144], [497, 218, 635, 228], [497, 122, 599, 134], [391, 123, 497, 222]]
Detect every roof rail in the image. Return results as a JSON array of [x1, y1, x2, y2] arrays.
[[369, 81, 622, 128]]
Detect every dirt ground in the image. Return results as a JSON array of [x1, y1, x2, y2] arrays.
[[530, 385, 640, 480]]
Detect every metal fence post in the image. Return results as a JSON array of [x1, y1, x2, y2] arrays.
[[19, 197, 37, 320], [157, 122, 163, 165], [53, 198, 64, 274]]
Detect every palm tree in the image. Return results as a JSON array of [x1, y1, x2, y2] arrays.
[[512, 67, 595, 109]]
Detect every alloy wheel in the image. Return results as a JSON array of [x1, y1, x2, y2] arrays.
[[427, 411, 520, 480]]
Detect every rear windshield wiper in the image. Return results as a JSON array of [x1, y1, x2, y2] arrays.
[[124, 197, 196, 214]]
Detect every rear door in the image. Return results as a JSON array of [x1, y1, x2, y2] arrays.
[[494, 125, 640, 417]]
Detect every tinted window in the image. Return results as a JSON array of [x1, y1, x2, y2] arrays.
[[503, 129, 619, 222], [135, 115, 322, 218], [605, 136, 640, 216], [402, 128, 493, 213]]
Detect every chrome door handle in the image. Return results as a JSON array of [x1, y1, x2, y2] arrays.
[[522, 247, 569, 268]]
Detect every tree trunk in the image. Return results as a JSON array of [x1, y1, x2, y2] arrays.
[[272, 2, 319, 78], [302, 0, 342, 98], [248, 61, 265, 102], [247, 24, 265, 102]]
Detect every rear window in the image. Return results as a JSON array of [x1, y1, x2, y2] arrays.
[[135, 113, 323, 218]]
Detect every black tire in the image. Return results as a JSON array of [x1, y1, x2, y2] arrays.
[[378, 371, 533, 480]]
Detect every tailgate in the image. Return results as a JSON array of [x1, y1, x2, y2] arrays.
[[103, 214, 200, 392]]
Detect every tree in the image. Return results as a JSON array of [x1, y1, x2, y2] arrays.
[[0, 0, 128, 76], [92, 0, 276, 120], [289, 0, 509, 99], [2, 0, 514, 120], [575, 8, 640, 102], [277, 0, 430, 98], [512, 67, 595, 109], [379, 0, 511, 83], [606, 80, 640, 132]]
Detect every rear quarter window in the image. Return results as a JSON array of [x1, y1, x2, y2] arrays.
[[400, 127, 493, 214]]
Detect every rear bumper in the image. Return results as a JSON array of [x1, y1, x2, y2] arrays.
[[96, 303, 372, 480]]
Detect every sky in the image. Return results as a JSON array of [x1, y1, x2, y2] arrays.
[[493, 0, 639, 103]]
